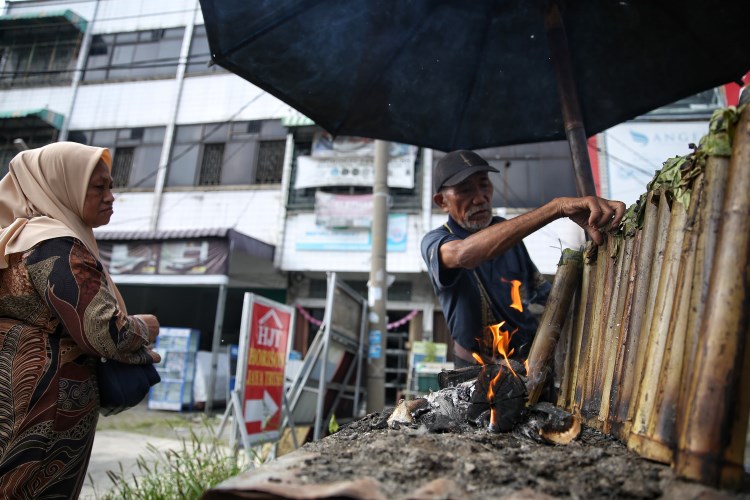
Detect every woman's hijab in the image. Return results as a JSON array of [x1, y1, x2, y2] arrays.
[[0, 142, 127, 312]]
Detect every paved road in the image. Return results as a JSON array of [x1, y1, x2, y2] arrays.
[[81, 430, 186, 499]]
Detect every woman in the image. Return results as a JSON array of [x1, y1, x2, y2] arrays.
[[0, 142, 161, 498]]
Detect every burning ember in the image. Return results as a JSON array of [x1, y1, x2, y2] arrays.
[[470, 321, 527, 433]]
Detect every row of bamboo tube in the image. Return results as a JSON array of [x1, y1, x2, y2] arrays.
[[540, 103, 749, 489]]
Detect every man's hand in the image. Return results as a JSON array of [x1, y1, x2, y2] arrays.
[[557, 196, 627, 245]]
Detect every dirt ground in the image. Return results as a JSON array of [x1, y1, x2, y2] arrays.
[[206, 384, 750, 500]]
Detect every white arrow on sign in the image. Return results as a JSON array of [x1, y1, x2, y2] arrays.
[[244, 390, 280, 428]]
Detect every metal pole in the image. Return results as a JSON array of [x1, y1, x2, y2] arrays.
[[544, 0, 598, 198], [366, 140, 389, 413], [206, 282, 228, 414]]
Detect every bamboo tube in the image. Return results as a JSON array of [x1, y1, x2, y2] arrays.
[[678, 156, 729, 415], [555, 296, 576, 410], [624, 190, 671, 444], [606, 228, 641, 435], [675, 105, 750, 489], [598, 232, 634, 433], [571, 242, 597, 413], [610, 192, 659, 441], [640, 171, 704, 463], [629, 190, 687, 460], [588, 235, 618, 427], [526, 249, 583, 406], [581, 240, 611, 426]]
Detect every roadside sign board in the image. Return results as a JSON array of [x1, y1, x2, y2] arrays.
[[235, 293, 294, 445]]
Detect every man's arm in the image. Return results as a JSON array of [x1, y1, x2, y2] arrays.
[[440, 196, 626, 270]]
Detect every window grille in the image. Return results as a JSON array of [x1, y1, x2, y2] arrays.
[[199, 143, 224, 185], [112, 147, 134, 188], [256, 140, 285, 184]]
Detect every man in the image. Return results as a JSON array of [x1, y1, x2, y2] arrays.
[[421, 150, 625, 368]]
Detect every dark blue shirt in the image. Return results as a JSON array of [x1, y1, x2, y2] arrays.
[[421, 216, 550, 359]]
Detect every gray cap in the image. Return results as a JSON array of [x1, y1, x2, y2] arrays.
[[433, 150, 499, 194]]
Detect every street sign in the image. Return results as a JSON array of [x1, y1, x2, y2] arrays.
[[234, 294, 294, 446]]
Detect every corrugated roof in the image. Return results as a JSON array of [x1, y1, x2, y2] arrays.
[[94, 227, 274, 261]]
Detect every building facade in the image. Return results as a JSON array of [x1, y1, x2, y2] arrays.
[[1, 0, 737, 404]]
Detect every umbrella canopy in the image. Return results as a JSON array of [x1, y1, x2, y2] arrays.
[[199, 0, 750, 153]]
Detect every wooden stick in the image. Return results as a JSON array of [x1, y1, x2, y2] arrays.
[[526, 249, 583, 406], [610, 193, 658, 441], [625, 190, 671, 446], [675, 105, 750, 489]]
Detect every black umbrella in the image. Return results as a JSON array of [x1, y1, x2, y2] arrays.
[[200, 0, 750, 195]]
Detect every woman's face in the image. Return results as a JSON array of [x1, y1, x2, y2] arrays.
[[82, 160, 114, 228]]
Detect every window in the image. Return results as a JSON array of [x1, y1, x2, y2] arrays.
[[111, 147, 134, 188], [84, 28, 184, 82], [256, 140, 285, 184], [167, 120, 287, 188], [0, 127, 57, 177], [198, 143, 224, 185], [70, 126, 166, 188], [186, 25, 224, 75], [0, 30, 81, 87]]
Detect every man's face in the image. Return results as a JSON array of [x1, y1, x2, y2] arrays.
[[82, 160, 115, 228], [434, 171, 494, 232]]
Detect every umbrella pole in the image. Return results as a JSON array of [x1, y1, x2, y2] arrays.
[[544, 1, 598, 198]]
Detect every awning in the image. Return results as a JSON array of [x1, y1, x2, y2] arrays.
[[0, 9, 87, 38], [95, 227, 274, 262], [0, 109, 65, 130], [94, 227, 281, 288], [281, 110, 315, 128]]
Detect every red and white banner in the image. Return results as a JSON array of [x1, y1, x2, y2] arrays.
[[239, 295, 293, 441]]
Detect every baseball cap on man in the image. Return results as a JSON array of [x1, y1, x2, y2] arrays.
[[433, 150, 499, 194]]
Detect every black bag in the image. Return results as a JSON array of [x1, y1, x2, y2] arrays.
[[96, 359, 161, 416]]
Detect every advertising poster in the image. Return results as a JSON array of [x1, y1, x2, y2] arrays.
[[242, 298, 293, 441]]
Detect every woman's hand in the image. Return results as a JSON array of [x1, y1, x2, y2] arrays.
[[133, 314, 160, 344]]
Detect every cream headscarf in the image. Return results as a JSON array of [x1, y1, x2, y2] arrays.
[[0, 142, 127, 313]]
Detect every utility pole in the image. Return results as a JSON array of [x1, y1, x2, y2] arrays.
[[366, 140, 389, 413]]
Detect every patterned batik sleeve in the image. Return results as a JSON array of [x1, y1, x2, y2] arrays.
[[25, 237, 153, 364]]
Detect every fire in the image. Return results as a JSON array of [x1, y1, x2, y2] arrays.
[[501, 278, 524, 312], [487, 321, 518, 377]]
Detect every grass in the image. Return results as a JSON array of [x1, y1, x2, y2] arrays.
[[90, 417, 256, 500]]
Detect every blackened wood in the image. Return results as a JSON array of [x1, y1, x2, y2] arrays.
[[438, 365, 482, 389], [469, 362, 527, 431]]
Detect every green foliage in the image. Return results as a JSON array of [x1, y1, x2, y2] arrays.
[[92, 417, 251, 500], [328, 414, 339, 434]]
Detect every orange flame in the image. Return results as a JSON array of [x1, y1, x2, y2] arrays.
[[524, 359, 529, 376], [487, 321, 518, 377], [502, 278, 524, 312], [472, 352, 485, 365]]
